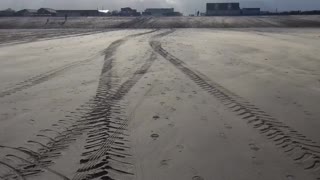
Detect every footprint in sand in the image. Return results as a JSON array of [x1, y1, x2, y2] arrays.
[[176, 144, 184, 152], [286, 175, 294, 180], [153, 115, 160, 120], [192, 176, 204, 180], [219, 132, 227, 139], [170, 107, 177, 112], [201, 116, 208, 122], [28, 119, 35, 125], [224, 124, 232, 129], [249, 143, 260, 151], [168, 123, 175, 127], [151, 133, 159, 140], [160, 159, 171, 167]]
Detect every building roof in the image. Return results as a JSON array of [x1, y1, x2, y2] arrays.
[[57, 10, 99, 12], [0, 8, 15, 12], [121, 7, 133, 11], [145, 8, 174, 12], [17, 9, 38, 13], [242, 8, 260, 10], [207, 3, 240, 11], [98, 10, 110, 14], [39, 8, 57, 13]]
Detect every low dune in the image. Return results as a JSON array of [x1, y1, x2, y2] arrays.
[[1, 15, 320, 29]]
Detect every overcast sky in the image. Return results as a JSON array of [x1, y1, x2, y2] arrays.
[[2, 0, 320, 14]]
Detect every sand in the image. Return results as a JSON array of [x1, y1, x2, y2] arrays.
[[0, 28, 319, 180]]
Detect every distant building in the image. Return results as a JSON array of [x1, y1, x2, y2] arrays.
[[56, 10, 104, 17], [144, 8, 174, 16], [15, 9, 37, 16], [241, 8, 260, 15], [142, 12, 152, 16], [164, 12, 182, 16], [0, 8, 15, 17], [98, 10, 111, 16], [38, 8, 57, 16], [120, 7, 140, 16], [206, 3, 241, 16]]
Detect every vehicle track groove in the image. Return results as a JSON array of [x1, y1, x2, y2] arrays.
[[73, 52, 157, 180], [0, 29, 111, 47], [0, 30, 157, 99], [0, 30, 157, 179], [150, 37, 320, 179], [0, 160, 26, 180], [0, 56, 97, 98]]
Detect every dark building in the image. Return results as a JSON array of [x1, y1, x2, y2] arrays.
[[142, 12, 152, 16], [242, 8, 260, 15], [164, 11, 182, 16], [0, 8, 15, 17], [15, 9, 38, 16], [56, 10, 104, 17], [120, 7, 140, 16], [38, 8, 57, 16], [144, 8, 175, 16], [206, 3, 241, 16]]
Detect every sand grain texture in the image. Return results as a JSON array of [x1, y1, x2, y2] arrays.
[[0, 28, 319, 180]]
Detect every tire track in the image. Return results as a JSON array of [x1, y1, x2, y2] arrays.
[[0, 57, 98, 98], [0, 30, 157, 179], [100, 29, 157, 75], [73, 52, 157, 180], [150, 37, 320, 179], [0, 29, 110, 47], [0, 160, 25, 180], [0, 29, 157, 99], [115, 17, 152, 29]]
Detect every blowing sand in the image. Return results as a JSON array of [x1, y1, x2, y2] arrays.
[[0, 28, 319, 180]]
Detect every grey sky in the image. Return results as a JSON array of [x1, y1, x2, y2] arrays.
[[1, 0, 320, 14]]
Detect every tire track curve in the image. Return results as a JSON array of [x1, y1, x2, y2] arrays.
[[0, 29, 157, 99], [150, 38, 320, 179], [0, 30, 157, 180]]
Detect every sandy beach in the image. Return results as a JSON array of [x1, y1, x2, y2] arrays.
[[0, 26, 319, 179]]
